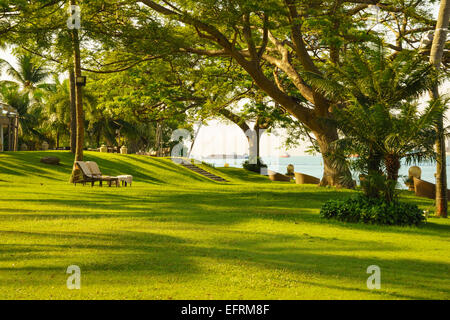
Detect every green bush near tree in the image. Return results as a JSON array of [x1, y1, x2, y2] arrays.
[[320, 195, 426, 226]]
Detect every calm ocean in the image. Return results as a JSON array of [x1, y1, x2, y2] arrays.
[[200, 155, 449, 189]]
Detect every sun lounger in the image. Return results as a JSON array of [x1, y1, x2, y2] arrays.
[[85, 161, 121, 187], [73, 161, 97, 186], [268, 170, 291, 182], [294, 172, 320, 185], [413, 177, 435, 199], [413, 177, 450, 199], [74, 161, 120, 187]]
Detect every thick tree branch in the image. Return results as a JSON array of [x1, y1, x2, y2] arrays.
[[284, 0, 321, 74], [219, 108, 250, 133], [139, 0, 315, 128]]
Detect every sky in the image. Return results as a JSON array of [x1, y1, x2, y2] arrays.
[[0, 3, 448, 156]]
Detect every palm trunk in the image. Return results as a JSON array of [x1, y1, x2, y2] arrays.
[[69, 0, 84, 183], [430, 0, 450, 218], [73, 34, 83, 162], [435, 116, 447, 217], [384, 154, 401, 182], [361, 151, 384, 199], [69, 69, 77, 153]]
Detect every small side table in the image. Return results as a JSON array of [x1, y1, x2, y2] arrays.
[[117, 175, 133, 187]]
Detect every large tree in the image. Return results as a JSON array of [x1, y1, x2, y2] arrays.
[[1, 1, 443, 187], [110, 0, 440, 187]]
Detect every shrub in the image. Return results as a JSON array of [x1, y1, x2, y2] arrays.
[[359, 173, 399, 203], [242, 157, 267, 173], [320, 195, 426, 226]]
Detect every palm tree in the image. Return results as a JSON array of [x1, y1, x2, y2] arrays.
[[306, 45, 444, 199], [42, 76, 71, 148], [0, 53, 50, 96], [333, 100, 444, 179], [307, 47, 438, 111], [0, 83, 45, 148]]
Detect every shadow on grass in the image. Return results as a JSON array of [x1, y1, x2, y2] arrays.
[[4, 186, 449, 239], [0, 228, 448, 299], [0, 151, 222, 185]]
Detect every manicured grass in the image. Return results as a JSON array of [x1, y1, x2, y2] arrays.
[[0, 151, 449, 299]]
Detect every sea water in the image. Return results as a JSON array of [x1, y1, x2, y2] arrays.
[[200, 155, 449, 189]]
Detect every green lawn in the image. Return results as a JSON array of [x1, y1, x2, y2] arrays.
[[0, 151, 449, 299]]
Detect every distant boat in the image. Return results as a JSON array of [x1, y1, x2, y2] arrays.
[[280, 152, 290, 158]]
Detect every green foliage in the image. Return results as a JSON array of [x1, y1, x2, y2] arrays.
[[320, 195, 426, 226], [316, 46, 447, 192], [0, 53, 50, 93], [85, 56, 195, 151]]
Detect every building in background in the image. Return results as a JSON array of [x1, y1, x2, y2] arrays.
[[0, 103, 19, 152]]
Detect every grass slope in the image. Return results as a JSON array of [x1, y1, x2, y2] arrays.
[[0, 151, 449, 299]]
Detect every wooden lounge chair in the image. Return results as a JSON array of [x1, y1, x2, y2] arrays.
[[268, 170, 291, 182], [74, 161, 119, 187], [413, 177, 435, 199], [413, 177, 450, 199], [294, 172, 320, 185], [73, 161, 96, 186], [86, 161, 120, 187]]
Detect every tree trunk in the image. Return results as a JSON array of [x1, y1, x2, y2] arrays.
[[255, 126, 261, 161], [430, 0, 450, 218], [314, 128, 354, 188], [368, 151, 383, 175], [360, 151, 384, 199], [247, 129, 258, 164], [69, 69, 77, 153], [69, 0, 85, 183], [72, 34, 83, 161], [384, 154, 401, 182]]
